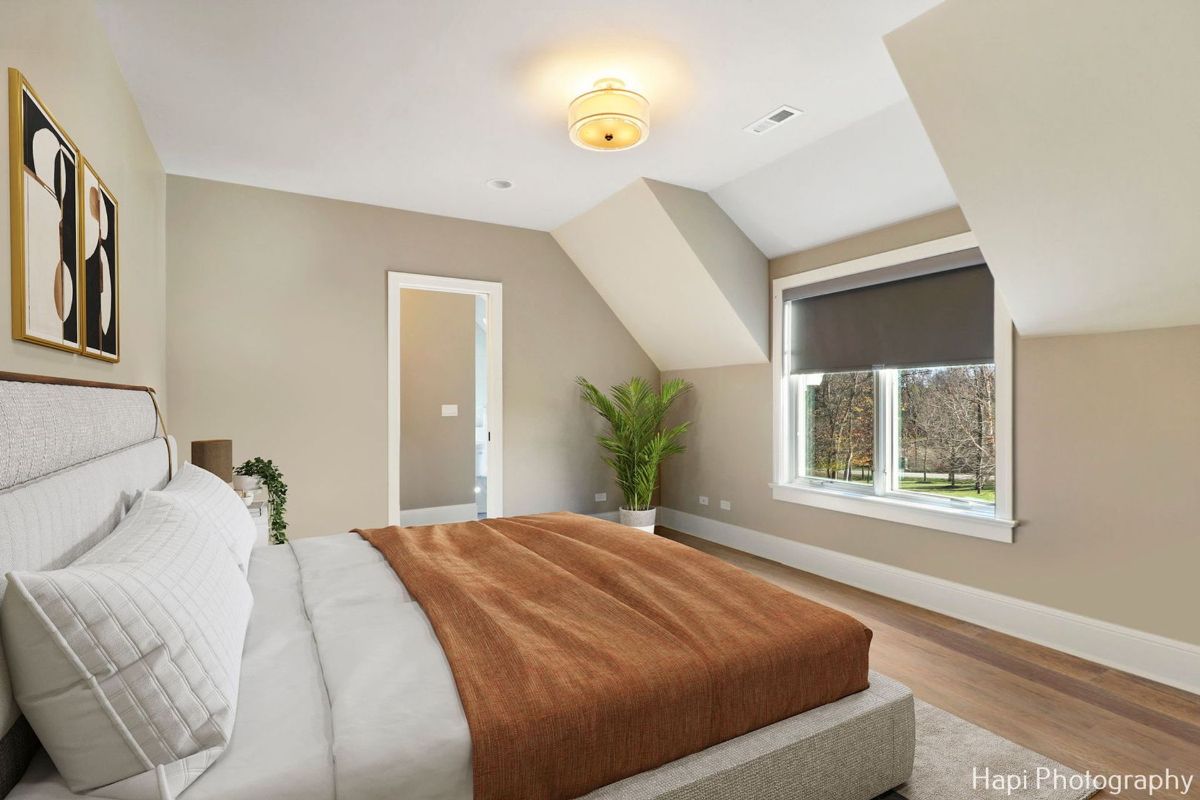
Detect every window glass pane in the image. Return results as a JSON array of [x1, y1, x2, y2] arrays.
[[801, 370, 875, 485], [897, 364, 996, 504]]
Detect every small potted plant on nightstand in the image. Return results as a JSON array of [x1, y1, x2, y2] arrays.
[[234, 457, 289, 545], [576, 376, 692, 533]]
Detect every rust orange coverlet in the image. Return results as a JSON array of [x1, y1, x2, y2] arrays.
[[356, 512, 871, 800]]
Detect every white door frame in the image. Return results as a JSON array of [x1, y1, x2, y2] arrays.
[[387, 271, 503, 524]]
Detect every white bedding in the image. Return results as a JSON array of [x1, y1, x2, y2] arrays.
[[11, 534, 472, 800], [10, 532, 911, 800]]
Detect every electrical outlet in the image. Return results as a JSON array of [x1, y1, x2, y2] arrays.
[[441, 404, 458, 417], [698, 496, 709, 506], [720, 500, 732, 511], [594, 492, 607, 502]]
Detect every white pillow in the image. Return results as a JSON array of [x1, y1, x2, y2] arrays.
[[162, 461, 256, 573], [0, 491, 253, 799]]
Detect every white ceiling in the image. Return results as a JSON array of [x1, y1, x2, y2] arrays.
[[95, 0, 948, 240], [887, 0, 1200, 336], [712, 100, 956, 258]]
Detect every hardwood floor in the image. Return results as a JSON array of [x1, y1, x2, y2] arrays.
[[658, 528, 1200, 800]]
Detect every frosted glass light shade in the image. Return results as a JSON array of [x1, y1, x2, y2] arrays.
[[568, 79, 649, 151]]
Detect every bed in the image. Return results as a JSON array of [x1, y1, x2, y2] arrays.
[[0, 373, 915, 800]]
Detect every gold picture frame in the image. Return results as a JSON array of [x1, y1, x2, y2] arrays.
[[9, 68, 82, 354], [78, 155, 120, 362]]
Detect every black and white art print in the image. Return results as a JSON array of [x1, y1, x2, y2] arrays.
[[80, 158, 119, 362], [10, 69, 80, 352]]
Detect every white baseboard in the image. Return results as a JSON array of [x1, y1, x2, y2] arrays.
[[659, 508, 1200, 695], [590, 510, 620, 522], [399, 503, 478, 526]]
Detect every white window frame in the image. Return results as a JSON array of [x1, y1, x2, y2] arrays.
[[770, 232, 1016, 543]]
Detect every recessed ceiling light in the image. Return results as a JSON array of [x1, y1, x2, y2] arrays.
[[486, 179, 513, 190]]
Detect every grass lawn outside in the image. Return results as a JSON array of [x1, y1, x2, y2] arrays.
[[899, 476, 995, 504], [808, 473, 996, 505]]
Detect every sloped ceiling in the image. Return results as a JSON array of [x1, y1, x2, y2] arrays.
[[713, 100, 957, 259], [552, 180, 768, 371], [886, 0, 1200, 336]]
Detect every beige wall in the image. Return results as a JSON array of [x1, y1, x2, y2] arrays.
[[770, 207, 969, 280], [166, 175, 656, 537], [644, 179, 769, 355], [663, 210, 1200, 644], [552, 179, 768, 371], [399, 289, 476, 510], [886, 0, 1200, 336], [0, 0, 166, 400]]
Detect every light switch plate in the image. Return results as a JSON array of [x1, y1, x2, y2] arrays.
[[719, 500, 732, 511], [699, 496, 709, 506], [595, 492, 607, 502], [441, 404, 458, 417]]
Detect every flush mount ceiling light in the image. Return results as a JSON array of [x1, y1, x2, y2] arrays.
[[568, 78, 649, 151], [486, 178, 514, 190]]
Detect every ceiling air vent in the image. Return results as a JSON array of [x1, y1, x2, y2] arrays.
[[743, 105, 804, 135]]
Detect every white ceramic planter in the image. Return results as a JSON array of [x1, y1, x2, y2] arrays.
[[232, 475, 260, 493], [619, 507, 657, 533]]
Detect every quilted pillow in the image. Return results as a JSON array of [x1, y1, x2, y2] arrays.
[[161, 461, 256, 573], [0, 491, 252, 799]]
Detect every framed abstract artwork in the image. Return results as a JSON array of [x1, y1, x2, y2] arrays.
[[9, 69, 81, 353], [79, 157, 119, 361]]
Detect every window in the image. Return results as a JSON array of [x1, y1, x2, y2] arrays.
[[796, 370, 875, 489], [772, 235, 1015, 541], [896, 364, 995, 507]]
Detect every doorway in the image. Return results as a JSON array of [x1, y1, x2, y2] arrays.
[[387, 272, 503, 525]]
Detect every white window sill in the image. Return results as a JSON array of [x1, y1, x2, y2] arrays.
[[770, 482, 1017, 543]]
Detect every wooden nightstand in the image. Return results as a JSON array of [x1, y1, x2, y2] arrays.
[[248, 500, 270, 547]]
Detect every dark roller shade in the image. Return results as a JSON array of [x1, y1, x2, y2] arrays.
[[786, 264, 993, 374]]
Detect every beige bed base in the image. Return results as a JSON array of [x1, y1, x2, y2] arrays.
[[585, 672, 915, 800]]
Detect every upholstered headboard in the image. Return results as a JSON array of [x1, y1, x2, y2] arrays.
[[0, 372, 175, 795]]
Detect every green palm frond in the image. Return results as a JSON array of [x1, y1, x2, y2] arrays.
[[576, 376, 693, 511]]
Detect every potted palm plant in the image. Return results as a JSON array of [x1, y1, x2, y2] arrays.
[[576, 376, 692, 532]]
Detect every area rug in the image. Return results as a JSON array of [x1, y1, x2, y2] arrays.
[[879, 700, 1098, 800]]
